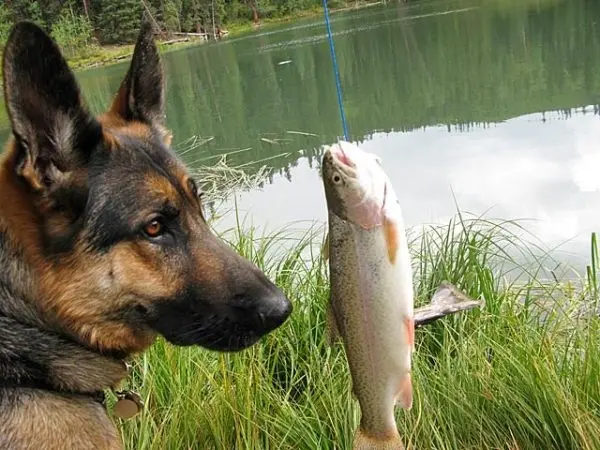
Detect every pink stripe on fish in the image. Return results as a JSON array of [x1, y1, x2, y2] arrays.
[[404, 316, 414, 348], [384, 216, 398, 265]]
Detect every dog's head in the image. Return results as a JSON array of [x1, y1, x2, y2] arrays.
[[1, 22, 292, 355]]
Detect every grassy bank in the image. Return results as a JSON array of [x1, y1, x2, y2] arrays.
[[0, 38, 202, 85], [111, 213, 600, 449], [64, 38, 205, 72]]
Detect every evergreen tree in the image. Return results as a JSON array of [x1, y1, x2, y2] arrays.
[[97, 0, 143, 44], [163, 0, 182, 32]]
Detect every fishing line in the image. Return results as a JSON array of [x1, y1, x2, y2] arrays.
[[322, 0, 350, 141]]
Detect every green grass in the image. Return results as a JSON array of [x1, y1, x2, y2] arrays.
[[113, 213, 600, 449], [67, 39, 204, 72]]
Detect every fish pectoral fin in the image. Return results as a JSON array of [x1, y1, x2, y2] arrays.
[[325, 302, 341, 346], [395, 373, 413, 410]]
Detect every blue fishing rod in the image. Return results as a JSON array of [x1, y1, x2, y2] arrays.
[[322, 0, 350, 141]]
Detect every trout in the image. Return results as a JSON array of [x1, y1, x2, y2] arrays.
[[322, 141, 414, 450]]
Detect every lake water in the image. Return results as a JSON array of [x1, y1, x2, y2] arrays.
[[1, 0, 599, 270]]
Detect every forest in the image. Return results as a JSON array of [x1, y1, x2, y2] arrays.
[[0, 0, 357, 52]]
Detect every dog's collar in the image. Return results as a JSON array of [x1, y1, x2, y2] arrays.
[[1, 380, 106, 406], [112, 389, 145, 419], [106, 361, 145, 419], [101, 361, 145, 419], [91, 389, 107, 405], [0, 369, 144, 420]]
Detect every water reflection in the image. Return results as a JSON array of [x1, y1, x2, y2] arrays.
[[215, 107, 600, 271]]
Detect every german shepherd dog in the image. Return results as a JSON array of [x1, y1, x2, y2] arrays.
[[0, 21, 292, 449]]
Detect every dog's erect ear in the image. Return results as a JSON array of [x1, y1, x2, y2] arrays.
[[109, 22, 166, 130], [2, 22, 102, 192]]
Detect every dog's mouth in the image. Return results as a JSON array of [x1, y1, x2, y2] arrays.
[[154, 314, 262, 352], [159, 315, 262, 351]]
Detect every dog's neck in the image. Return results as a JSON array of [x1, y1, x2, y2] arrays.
[[0, 311, 129, 395], [0, 230, 129, 396], [0, 309, 129, 396]]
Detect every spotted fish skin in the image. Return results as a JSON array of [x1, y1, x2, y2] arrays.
[[322, 141, 414, 450]]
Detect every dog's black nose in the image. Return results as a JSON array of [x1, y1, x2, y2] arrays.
[[234, 289, 292, 334], [256, 291, 293, 332]]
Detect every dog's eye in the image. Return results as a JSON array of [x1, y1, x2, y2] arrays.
[[143, 219, 164, 238]]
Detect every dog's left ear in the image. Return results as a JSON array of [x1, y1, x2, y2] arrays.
[[2, 22, 102, 192], [109, 22, 167, 133]]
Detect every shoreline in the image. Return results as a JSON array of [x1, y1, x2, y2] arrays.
[[0, 0, 384, 89], [69, 0, 384, 73]]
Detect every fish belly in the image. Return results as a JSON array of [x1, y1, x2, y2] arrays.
[[329, 215, 413, 439]]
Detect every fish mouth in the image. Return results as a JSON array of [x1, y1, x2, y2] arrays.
[[325, 142, 357, 177], [331, 142, 355, 168]]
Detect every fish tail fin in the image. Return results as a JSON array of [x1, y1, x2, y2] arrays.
[[353, 428, 405, 450]]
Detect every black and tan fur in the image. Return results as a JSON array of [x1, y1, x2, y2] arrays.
[[0, 21, 292, 449]]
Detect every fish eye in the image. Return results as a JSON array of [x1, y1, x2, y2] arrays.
[[332, 174, 342, 184]]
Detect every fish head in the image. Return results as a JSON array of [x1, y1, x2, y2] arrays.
[[321, 141, 388, 229]]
